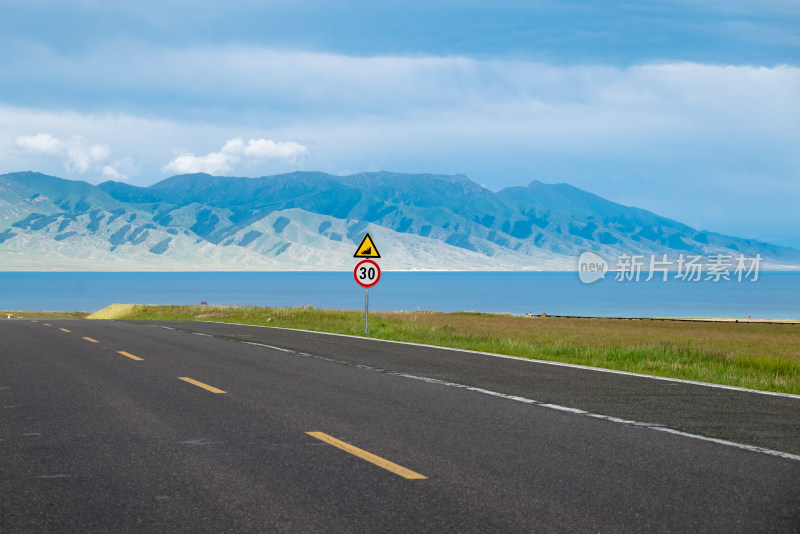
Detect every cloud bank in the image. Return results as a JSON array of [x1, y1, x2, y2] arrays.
[[4, 52, 796, 180]]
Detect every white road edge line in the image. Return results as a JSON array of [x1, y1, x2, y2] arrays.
[[649, 427, 800, 462], [242, 341, 294, 353], [201, 320, 800, 400], [222, 332, 800, 463], [388, 371, 800, 463]]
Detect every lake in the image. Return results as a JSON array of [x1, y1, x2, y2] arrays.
[[1, 271, 798, 319]]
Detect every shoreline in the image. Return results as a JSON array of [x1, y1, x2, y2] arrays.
[[522, 313, 800, 324]]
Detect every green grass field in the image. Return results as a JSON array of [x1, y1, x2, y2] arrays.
[[88, 304, 800, 395]]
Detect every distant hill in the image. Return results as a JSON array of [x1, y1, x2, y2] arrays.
[[1, 170, 798, 270]]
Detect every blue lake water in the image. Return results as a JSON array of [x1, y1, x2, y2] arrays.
[[1, 271, 798, 318]]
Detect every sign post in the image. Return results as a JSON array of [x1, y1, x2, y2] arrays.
[[353, 259, 381, 333], [353, 233, 382, 335]]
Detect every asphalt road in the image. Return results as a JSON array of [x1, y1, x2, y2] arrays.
[[2, 318, 798, 533]]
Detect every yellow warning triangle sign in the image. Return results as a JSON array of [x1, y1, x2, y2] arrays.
[[353, 233, 381, 258]]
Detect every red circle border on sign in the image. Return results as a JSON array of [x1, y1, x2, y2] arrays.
[[353, 259, 381, 288]]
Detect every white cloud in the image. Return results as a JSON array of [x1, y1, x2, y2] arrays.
[[15, 133, 63, 155], [242, 138, 310, 159], [164, 137, 309, 174], [101, 166, 124, 180], [164, 151, 232, 175], [101, 157, 138, 181], [15, 133, 110, 174]]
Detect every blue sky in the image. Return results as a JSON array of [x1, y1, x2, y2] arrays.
[[1, 0, 798, 246]]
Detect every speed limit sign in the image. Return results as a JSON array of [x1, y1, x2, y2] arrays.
[[354, 259, 381, 288]]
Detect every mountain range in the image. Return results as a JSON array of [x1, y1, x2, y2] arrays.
[[1, 170, 798, 271]]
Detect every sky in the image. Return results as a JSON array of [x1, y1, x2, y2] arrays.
[[1, 0, 798, 246]]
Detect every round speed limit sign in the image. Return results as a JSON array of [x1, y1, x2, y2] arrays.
[[354, 259, 381, 288]]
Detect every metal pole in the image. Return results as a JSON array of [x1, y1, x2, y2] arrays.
[[364, 287, 369, 334]]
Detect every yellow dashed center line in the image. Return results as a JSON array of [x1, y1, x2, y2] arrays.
[[22, 321, 432, 481], [117, 351, 144, 361], [178, 377, 226, 394], [306, 431, 427, 480], [28, 324, 429, 480]]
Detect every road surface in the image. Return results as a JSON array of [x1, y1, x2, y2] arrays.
[[2, 318, 798, 532]]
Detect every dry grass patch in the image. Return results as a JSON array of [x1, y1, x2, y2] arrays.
[[1, 309, 89, 319]]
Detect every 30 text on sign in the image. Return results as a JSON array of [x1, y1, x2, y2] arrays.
[[354, 259, 381, 288]]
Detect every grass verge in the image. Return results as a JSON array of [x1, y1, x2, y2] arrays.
[[89, 304, 800, 395]]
